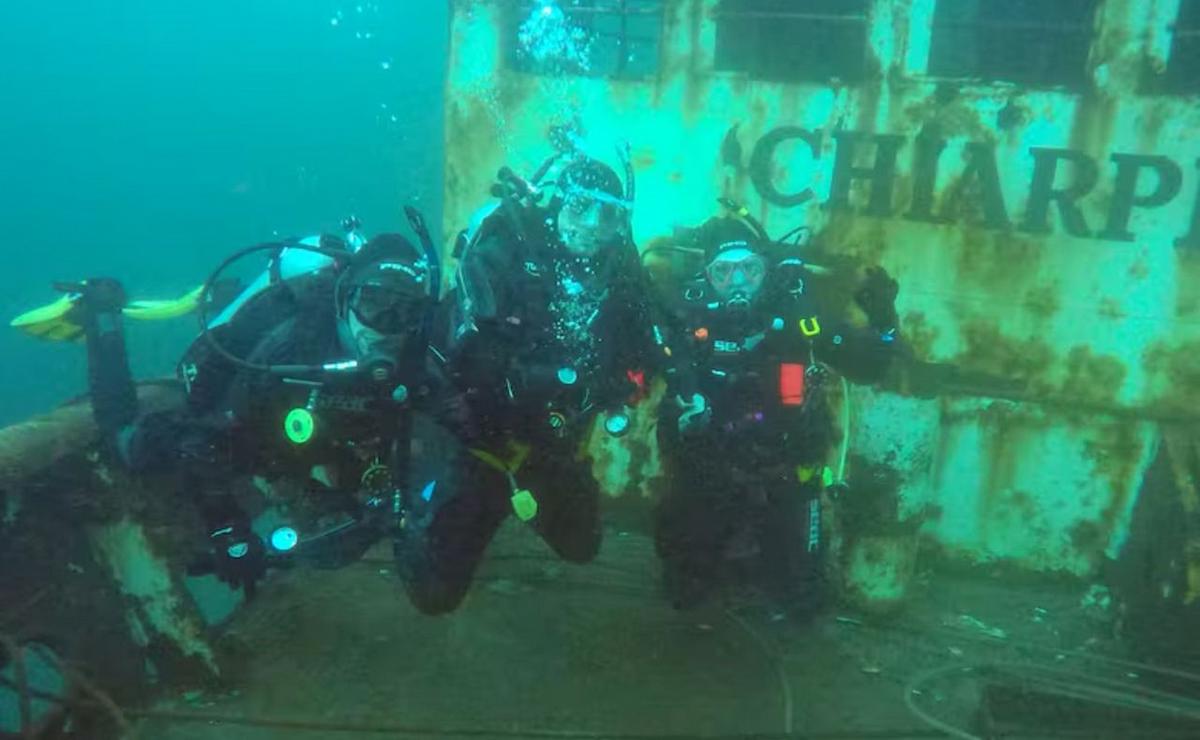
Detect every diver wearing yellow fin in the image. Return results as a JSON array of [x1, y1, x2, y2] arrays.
[[10, 282, 206, 342], [12, 216, 498, 611]]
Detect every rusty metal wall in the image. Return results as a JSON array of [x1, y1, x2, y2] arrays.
[[443, 0, 1200, 575]]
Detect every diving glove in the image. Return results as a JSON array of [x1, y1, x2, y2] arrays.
[[190, 523, 268, 599], [676, 393, 711, 436], [854, 266, 899, 334]]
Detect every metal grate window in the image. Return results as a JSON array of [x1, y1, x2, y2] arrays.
[[927, 0, 1098, 89], [1160, 0, 1200, 93], [713, 0, 869, 84], [508, 1, 663, 79]]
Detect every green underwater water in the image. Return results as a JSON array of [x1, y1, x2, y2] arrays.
[[0, 0, 445, 425]]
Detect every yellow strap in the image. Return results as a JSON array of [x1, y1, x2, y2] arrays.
[[468, 441, 540, 522], [506, 439, 531, 470], [468, 439, 532, 475], [469, 448, 510, 474]]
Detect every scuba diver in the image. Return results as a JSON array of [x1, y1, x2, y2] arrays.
[[14, 214, 469, 607], [651, 206, 902, 615], [413, 146, 668, 609]]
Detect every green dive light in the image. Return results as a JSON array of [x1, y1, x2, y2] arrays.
[[284, 408, 316, 445]]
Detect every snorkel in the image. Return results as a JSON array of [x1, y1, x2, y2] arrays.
[[402, 205, 441, 342]]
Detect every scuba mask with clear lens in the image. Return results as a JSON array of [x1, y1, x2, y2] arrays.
[[705, 246, 767, 305], [553, 154, 632, 257], [336, 256, 432, 384], [557, 188, 629, 256], [338, 257, 429, 334], [344, 313, 404, 384], [348, 282, 425, 336], [563, 187, 627, 218]]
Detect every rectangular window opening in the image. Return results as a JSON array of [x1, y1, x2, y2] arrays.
[[1159, 0, 1200, 94], [927, 0, 1098, 89], [507, 1, 664, 80], [714, 0, 869, 84]]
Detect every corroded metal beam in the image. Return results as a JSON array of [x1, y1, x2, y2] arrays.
[[0, 383, 181, 491]]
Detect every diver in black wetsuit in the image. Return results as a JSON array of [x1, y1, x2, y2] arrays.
[[65, 216, 470, 606], [653, 212, 902, 615], [397, 152, 669, 612]]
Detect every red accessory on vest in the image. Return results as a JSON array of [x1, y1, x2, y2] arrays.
[[626, 368, 648, 404], [779, 363, 806, 406]]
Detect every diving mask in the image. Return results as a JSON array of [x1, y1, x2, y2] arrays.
[[705, 245, 767, 304], [557, 187, 630, 257], [343, 259, 429, 335]]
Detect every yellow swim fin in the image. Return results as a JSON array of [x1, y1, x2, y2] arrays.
[[9, 294, 86, 341], [10, 284, 206, 342], [123, 285, 204, 321]]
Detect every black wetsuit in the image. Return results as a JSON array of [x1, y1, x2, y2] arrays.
[[81, 246, 465, 604], [654, 266, 898, 612], [405, 206, 661, 611]]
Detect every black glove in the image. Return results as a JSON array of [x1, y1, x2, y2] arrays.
[[853, 266, 899, 332], [192, 523, 267, 598]]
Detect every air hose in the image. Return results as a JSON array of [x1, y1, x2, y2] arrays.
[[836, 375, 851, 484], [195, 240, 353, 376]]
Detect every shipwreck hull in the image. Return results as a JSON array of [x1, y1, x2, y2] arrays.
[[442, 0, 1200, 585], [0, 384, 220, 725]]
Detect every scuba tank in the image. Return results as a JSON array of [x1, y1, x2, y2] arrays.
[[197, 211, 440, 386], [207, 216, 367, 332]]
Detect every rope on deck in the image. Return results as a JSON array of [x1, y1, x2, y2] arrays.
[[1, 631, 134, 740]]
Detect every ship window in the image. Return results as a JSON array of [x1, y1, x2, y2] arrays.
[[509, 1, 664, 79], [927, 0, 1098, 89], [1161, 0, 1200, 93], [713, 0, 869, 84]]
